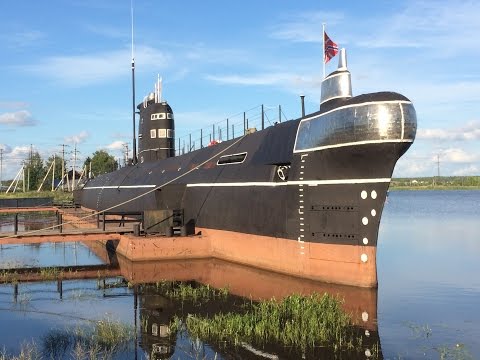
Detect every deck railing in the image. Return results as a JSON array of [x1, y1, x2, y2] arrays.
[[174, 104, 289, 156]]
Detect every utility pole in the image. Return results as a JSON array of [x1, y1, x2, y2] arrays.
[[27, 144, 33, 191], [0, 148, 3, 192], [59, 144, 69, 191], [123, 143, 129, 166], [72, 143, 79, 190], [433, 153, 440, 187], [22, 161, 26, 192], [437, 154, 440, 178], [51, 153, 56, 191]]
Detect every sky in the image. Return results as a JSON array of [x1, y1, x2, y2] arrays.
[[1, 0, 479, 181]]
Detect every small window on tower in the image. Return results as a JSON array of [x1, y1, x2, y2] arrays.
[[158, 129, 167, 138], [150, 129, 156, 138], [167, 113, 174, 119], [167, 129, 174, 138], [151, 113, 166, 120]]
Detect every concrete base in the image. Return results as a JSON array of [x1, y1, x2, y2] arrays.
[[94, 226, 377, 288]]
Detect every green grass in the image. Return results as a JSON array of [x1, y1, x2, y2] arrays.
[[390, 185, 480, 191], [175, 292, 371, 355], [0, 317, 135, 360], [152, 280, 229, 302], [0, 190, 73, 203], [0, 267, 70, 284]]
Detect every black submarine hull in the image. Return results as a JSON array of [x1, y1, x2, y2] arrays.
[[75, 92, 416, 287]]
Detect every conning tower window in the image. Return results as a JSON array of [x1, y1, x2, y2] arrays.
[[167, 113, 174, 119], [167, 129, 174, 138], [217, 152, 247, 165], [158, 129, 167, 138], [150, 129, 156, 138], [151, 113, 166, 120]]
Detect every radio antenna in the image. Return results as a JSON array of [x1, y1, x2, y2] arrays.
[[131, 0, 137, 164]]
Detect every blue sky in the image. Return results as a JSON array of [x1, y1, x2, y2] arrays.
[[1, 0, 479, 180]]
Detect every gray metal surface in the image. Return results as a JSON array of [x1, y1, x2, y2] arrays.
[[295, 101, 417, 152]]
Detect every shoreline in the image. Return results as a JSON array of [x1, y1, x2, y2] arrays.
[[389, 186, 480, 191]]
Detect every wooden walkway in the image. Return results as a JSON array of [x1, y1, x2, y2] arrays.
[[0, 263, 121, 282], [0, 229, 129, 244], [0, 207, 59, 214], [0, 206, 139, 244]]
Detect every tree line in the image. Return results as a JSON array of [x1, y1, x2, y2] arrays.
[[3, 150, 118, 192]]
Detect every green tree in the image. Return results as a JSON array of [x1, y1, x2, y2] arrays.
[[85, 150, 118, 177], [25, 151, 45, 191]]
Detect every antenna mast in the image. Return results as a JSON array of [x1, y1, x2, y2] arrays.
[[131, 0, 137, 164]]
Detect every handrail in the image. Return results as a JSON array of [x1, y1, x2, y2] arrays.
[[174, 104, 288, 156]]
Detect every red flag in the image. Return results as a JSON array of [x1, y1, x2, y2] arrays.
[[324, 31, 338, 63]]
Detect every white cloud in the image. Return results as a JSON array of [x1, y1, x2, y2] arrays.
[[453, 165, 480, 176], [205, 73, 292, 86], [23, 45, 170, 86], [83, 23, 126, 39], [0, 144, 12, 153], [105, 140, 126, 152], [439, 148, 478, 163], [269, 2, 480, 58], [1, 30, 45, 49], [417, 121, 480, 141], [269, 11, 344, 43], [358, 1, 480, 54], [0, 101, 29, 110], [0, 110, 37, 126], [64, 131, 90, 144], [394, 155, 433, 177]]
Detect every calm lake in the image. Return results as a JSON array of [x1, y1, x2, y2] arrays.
[[0, 190, 478, 359]]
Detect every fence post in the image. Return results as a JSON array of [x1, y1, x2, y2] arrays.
[[102, 212, 106, 231], [13, 213, 18, 235]]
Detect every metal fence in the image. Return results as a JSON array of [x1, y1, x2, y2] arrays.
[[174, 104, 288, 156]]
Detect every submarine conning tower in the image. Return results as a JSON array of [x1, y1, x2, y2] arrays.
[[137, 82, 175, 163], [320, 48, 352, 112]]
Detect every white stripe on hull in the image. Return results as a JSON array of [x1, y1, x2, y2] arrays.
[[83, 178, 391, 190], [83, 185, 156, 190], [293, 139, 413, 154]]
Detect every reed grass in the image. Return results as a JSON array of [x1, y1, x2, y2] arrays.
[[0, 191, 73, 202], [152, 280, 229, 302], [39, 267, 64, 281], [0, 317, 136, 360], [182, 292, 364, 353]]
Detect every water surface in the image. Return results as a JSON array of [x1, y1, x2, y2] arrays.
[[0, 190, 478, 358]]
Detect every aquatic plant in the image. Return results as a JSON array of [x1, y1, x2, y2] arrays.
[[181, 292, 367, 354], [39, 267, 64, 281], [0, 341, 41, 360], [0, 270, 19, 284], [39, 317, 135, 359], [151, 280, 229, 302]]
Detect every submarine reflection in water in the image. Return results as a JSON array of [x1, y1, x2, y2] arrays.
[[121, 258, 382, 359]]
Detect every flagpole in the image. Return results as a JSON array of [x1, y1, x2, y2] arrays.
[[322, 23, 326, 79]]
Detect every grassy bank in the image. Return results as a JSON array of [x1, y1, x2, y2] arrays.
[[173, 292, 377, 356], [0, 191, 73, 203], [390, 185, 480, 191]]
